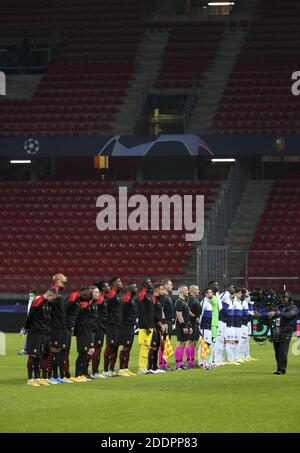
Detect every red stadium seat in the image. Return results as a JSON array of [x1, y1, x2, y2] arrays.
[[0, 179, 219, 292], [245, 178, 300, 292]]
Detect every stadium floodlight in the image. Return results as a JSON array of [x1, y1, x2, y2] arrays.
[[208, 2, 235, 5], [211, 158, 236, 163], [10, 160, 31, 164]]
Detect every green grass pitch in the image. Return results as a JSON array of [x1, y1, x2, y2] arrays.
[[0, 334, 299, 433]]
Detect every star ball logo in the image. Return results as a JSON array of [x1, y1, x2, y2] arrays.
[[0, 71, 6, 96], [24, 138, 40, 155]]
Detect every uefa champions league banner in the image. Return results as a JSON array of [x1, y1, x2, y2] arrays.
[[0, 134, 299, 157]]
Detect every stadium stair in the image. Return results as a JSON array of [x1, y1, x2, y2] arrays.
[[187, 24, 247, 133], [113, 29, 170, 134], [4, 75, 42, 99], [153, 20, 226, 92], [225, 179, 273, 283]]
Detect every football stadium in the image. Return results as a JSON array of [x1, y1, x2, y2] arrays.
[[0, 0, 300, 438]]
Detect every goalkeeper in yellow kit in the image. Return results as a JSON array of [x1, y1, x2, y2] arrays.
[[137, 278, 155, 375]]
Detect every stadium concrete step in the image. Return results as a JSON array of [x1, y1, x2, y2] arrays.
[[112, 30, 170, 134], [187, 26, 247, 133], [226, 180, 273, 279], [4, 74, 42, 99]]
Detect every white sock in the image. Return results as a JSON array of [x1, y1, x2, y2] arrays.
[[235, 342, 241, 361], [239, 337, 247, 359], [198, 345, 203, 365], [226, 342, 234, 362], [245, 337, 250, 358], [209, 341, 213, 360], [214, 337, 223, 363]]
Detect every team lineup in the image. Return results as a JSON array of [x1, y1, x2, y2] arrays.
[[23, 274, 256, 386]]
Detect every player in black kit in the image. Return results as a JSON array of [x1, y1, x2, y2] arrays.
[[103, 277, 123, 377], [63, 289, 82, 381], [137, 278, 155, 375], [186, 285, 201, 369], [159, 279, 174, 371], [119, 283, 138, 377], [91, 281, 110, 379], [148, 283, 166, 374], [174, 285, 191, 370], [74, 289, 96, 380], [25, 288, 58, 386], [83, 286, 99, 379], [48, 273, 69, 384]]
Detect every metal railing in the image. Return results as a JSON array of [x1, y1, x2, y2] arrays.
[[230, 249, 300, 291], [197, 161, 247, 288], [197, 246, 300, 292], [183, 82, 198, 132], [204, 161, 246, 246], [197, 245, 229, 290]]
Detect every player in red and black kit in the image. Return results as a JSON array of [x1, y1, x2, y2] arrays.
[[83, 285, 99, 378], [159, 279, 174, 371], [63, 289, 82, 381], [103, 277, 123, 377], [118, 282, 138, 377], [48, 273, 70, 384], [91, 281, 110, 379], [148, 283, 166, 374], [24, 288, 58, 386], [74, 289, 96, 380]]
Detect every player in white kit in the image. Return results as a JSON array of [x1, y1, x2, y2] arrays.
[[242, 288, 257, 361], [214, 285, 235, 365], [225, 287, 238, 365], [198, 288, 213, 368], [240, 288, 250, 361], [232, 288, 243, 363]]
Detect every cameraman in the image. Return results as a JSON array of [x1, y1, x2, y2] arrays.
[[267, 292, 298, 375]]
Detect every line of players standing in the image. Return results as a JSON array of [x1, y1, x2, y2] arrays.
[[24, 274, 255, 386]]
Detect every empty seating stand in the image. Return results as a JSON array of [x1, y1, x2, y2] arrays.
[[0, 179, 219, 294], [154, 21, 225, 90], [0, 0, 158, 136], [245, 178, 300, 292], [214, 0, 300, 134]]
